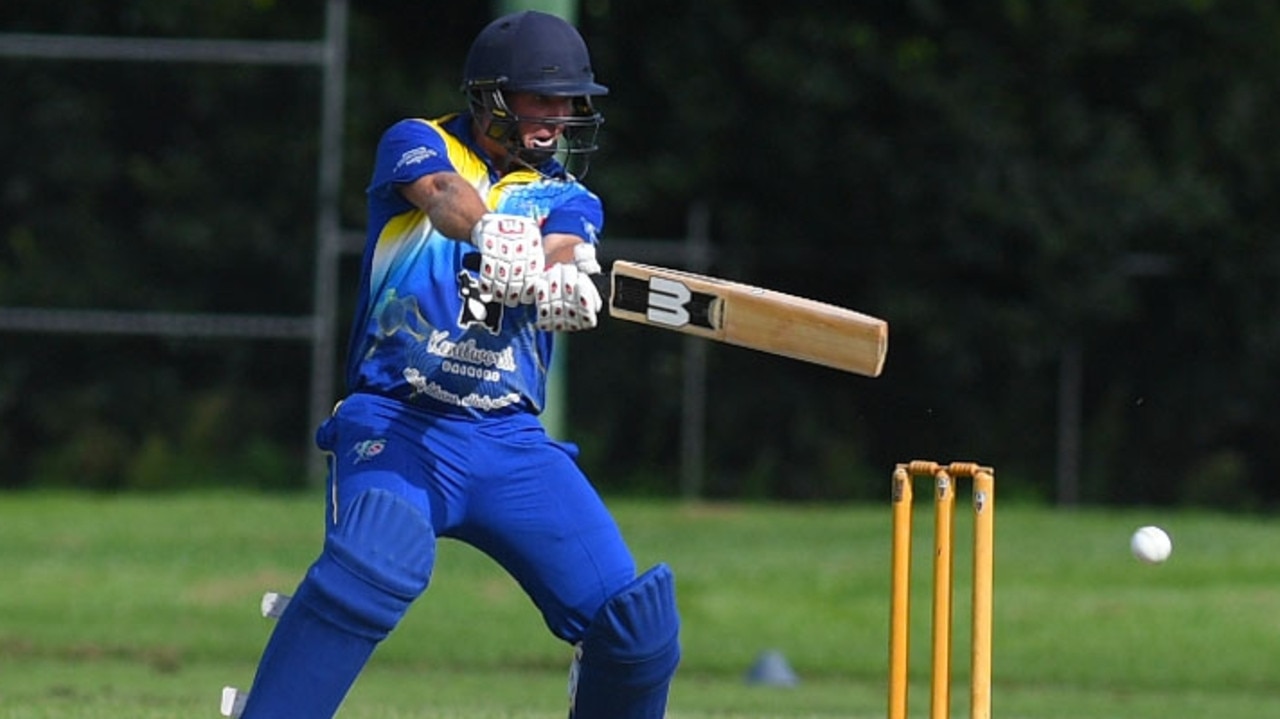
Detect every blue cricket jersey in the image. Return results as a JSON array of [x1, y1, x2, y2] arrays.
[[347, 114, 604, 417]]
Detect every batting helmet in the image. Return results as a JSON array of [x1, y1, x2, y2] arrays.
[[462, 11, 607, 174]]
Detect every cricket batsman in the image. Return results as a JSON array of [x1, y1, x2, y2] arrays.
[[225, 10, 680, 718]]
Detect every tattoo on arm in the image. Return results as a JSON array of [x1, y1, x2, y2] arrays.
[[401, 173, 488, 242]]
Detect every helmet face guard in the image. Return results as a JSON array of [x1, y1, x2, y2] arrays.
[[462, 11, 608, 176], [467, 86, 603, 174]]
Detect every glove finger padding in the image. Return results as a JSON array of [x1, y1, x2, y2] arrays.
[[470, 213, 544, 307], [534, 263, 602, 332], [573, 242, 602, 275]]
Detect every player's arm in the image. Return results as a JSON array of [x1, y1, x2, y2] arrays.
[[398, 173, 583, 266], [543, 234, 589, 266], [397, 171, 487, 241], [540, 195, 603, 271], [526, 199, 604, 331], [399, 171, 545, 305]]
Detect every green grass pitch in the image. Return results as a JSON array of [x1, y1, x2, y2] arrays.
[[0, 491, 1276, 717]]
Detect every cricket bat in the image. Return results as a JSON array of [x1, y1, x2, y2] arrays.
[[462, 254, 889, 377], [605, 261, 887, 378]]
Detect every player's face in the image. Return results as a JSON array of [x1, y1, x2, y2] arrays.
[[505, 92, 575, 152]]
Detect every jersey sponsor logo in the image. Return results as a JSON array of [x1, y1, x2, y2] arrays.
[[440, 359, 501, 383], [402, 368, 522, 410], [425, 330, 516, 371], [394, 146, 437, 172], [457, 271, 503, 334], [349, 438, 387, 464]]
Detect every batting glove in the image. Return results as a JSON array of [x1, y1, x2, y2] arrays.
[[533, 262, 602, 332], [470, 213, 544, 307], [572, 241, 601, 274]]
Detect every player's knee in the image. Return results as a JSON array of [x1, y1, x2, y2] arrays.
[[307, 489, 435, 639], [570, 563, 681, 718], [582, 563, 681, 682]]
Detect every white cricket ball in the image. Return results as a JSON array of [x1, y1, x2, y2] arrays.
[[1130, 525, 1172, 564]]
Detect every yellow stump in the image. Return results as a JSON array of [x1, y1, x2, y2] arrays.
[[887, 461, 995, 719], [888, 467, 913, 719], [931, 469, 955, 719], [970, 469, 995, 719]]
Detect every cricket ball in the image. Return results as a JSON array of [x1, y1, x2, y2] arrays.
[[1130, 525, 1173, 564]]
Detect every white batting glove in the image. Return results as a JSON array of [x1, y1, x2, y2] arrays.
[[470, 213, 544, 307], [572, 242, 601, 274], [533, 262, 602, 332]]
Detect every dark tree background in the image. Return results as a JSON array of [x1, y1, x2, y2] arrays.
[[2, 1, 1278, 508]]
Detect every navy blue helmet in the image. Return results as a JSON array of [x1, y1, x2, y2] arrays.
[[462, 11, 607, 173]]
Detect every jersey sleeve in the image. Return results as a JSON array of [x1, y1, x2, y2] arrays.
[[368, 119, 456, 205], [540, 186, 605, 245]]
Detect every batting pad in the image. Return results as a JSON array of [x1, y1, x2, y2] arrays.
[[237, 489, 434, 718], [570, 563, 681, 719]]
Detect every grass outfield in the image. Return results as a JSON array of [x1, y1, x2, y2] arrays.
[[0, 491, 1276, 718]]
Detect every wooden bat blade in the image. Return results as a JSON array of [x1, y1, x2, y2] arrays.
[[606, 261, 888, 377]]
